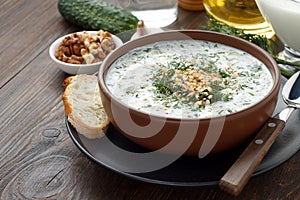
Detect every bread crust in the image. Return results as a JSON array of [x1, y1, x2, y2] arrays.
[[62, 74, 110, 139], [62, 76, 74, 116]]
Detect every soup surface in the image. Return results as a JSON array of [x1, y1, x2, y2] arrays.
[[106, 40, 273, 119]]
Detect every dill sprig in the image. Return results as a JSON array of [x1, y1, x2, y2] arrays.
[[202, 18, 300, 77]]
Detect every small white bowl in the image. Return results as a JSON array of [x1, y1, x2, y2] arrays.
[[49, 31, 123, 75]]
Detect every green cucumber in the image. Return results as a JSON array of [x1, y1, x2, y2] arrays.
[[58, 0, 139, 35]]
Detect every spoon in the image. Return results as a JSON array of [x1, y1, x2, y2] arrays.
[[219, 71, 300, 196]]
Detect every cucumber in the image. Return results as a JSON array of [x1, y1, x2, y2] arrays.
[[58, 0, 139, 35]]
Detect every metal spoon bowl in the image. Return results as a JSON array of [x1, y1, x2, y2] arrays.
[[282, 71, 300, 107]]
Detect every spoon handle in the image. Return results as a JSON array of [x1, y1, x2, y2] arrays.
[[219, 117, 286, 196]]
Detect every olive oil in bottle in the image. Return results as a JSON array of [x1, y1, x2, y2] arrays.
[[203, 0, 274, 38]]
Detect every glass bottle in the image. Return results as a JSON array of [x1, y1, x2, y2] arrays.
[[203, 0, 274, 38]]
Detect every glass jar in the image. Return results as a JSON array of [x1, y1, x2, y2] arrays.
[[178, 0, 205, 11], [105, 0, 178, 27]]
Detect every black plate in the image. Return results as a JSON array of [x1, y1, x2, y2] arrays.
[[66, 77, 300, 186]]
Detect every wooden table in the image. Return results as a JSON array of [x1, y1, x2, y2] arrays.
[[1, 0, 299, 199]]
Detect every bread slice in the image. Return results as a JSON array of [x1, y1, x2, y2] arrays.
[[62, 74, 110, 139]]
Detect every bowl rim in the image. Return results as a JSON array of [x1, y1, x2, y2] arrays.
[[98, 30, 281, 122], [49, 31, 123, 68]]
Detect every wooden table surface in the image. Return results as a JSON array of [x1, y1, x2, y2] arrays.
[[1, 0, 299, 199]]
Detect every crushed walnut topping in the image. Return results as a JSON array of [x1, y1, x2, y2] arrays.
[[152, 61, 228, 108], [55, 30, 116, 64], [172, 68, 219, 107]]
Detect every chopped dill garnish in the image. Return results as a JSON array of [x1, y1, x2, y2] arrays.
[[219, 69, 231, 78]]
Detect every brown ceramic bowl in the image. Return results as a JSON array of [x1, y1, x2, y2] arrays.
[[98, 30, 281, 156]]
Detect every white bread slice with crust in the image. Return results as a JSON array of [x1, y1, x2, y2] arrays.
[[62, 74, 110, 139]]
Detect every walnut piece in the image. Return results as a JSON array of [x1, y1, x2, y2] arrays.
[[55, 30, 116, 64]]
